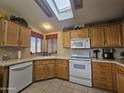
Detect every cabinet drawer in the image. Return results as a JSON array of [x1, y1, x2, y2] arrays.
[[35, 60, 55, 65], [93, 63, 112, 70], [56, 60, 68, 65], [93, 81, 112, 90], [93, 75, 112, 82], [93, 69, 112, 76]]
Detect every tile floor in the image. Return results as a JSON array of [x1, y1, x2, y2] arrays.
[[20, 79, 113, 93]]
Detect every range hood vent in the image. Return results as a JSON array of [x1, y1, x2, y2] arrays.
[[34, 0, 54, 17], [73, 0, 83, 9]]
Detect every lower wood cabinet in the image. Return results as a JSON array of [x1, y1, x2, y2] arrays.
[[92, 62, 113, 90], [33, 60, 55, 81], [55, 60, 69, 80], [33, 59, 69, 81], [0, 67, 8, 93], [117, 65, 124, 93]]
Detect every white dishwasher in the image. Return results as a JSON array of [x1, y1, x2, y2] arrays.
[[9, 61, 32, 93]]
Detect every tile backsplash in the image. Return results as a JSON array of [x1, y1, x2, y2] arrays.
[[0, 48, 18, 60]]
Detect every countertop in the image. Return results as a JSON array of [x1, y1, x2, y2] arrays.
[[0, 56, 69, 66], [92, 58, 124, 67], [0, 56, 124, 67]]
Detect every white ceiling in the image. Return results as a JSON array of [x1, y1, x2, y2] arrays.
[[0, 0, 124, 32]]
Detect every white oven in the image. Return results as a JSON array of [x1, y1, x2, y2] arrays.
[[69, 57, 92, 87]]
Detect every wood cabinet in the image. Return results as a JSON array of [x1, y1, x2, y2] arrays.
[[105, 23, 121, 47], [33, 60, 55, 81], [117, 65, 124, 93], [0, 18, 31, 47], [20, 26, 31, 47], [92, 62, 113, 90], [0, 67, 9, 93], [121, 21, 124, 47], [71, 28, 89, 39], [2, 19, 20, 47], [55, 60, 69, 80], [63, 31, 70, 48], [80, 28, 89, 38], [90, 26, 105, 47], [112, 64, 118, 92]]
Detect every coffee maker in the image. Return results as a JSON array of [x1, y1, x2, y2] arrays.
[[102, 48, 114, 59]]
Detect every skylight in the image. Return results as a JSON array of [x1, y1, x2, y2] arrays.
[[47, 0, 73, 21]]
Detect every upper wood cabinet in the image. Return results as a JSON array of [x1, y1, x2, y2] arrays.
[[90, 26, 105, 47], [80, 28, 89, 38], [105, 23, 121, 47], [71, 28, 89, 39], [2, 19, 20, 47], [20, 26, 31, 47], [0, 19, 31, 47], [63, 31, 70, 48], [121, 21, 124, 47]]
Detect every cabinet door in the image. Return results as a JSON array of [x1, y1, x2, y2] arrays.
[[117, 73, 124, 93], [121, 21, 124, 47], [105, 24, 121, 47], [35, 64, 46, 81], [47, 63, 55, 78], [80, 28, 89, 38], [90, 26, 105, 47], [4, 20, 20, 47], [0, 19, 4, 46], [71, 30, 80, 39], [56, 60, 68, 80], [20, 26, 31, 47], [93, 62, 113, 90], [63, 31, 70, 48]]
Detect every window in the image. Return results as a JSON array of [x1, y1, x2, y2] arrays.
[[46, 34, 57, 54], [46, 0, 73, 21], [30, 31, 43, 54]]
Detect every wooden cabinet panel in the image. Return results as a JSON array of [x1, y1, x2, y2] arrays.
[[0, 19, 31, 47], [0, 67, 9, 93], [71, 30, 80, 39], [35, 64, 46, 81], [80, 28, 89, 38], [56, 60, 68, 80], [47, 63, 55, 78], [34, 60, 55, 81], [117, 73, 124, 93], [63, 31, 70, 48], [20, 26, 31, 47], [105, 23, 121, 47], [90, 26, 105, 47], [92, 62, 113, 90], [4, 20, 20, 47], [112, 64, 118, 92], [121, 21, 124, 47], [0, 20, 4, 46]]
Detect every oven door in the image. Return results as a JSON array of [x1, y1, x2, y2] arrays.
[[69, 60, 92, 79]]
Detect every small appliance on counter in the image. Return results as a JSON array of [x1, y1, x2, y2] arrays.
[[102, 48, 114, 59], [93, 49, 100, 59]]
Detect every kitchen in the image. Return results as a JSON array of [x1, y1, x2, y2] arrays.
[[0, 0, 124, 93]]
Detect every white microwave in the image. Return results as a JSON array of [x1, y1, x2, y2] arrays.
[[71, 38, 90, 48]]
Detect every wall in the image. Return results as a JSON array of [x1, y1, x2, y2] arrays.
[[44, 31, 71, 57], [21, 25, 45, 58]]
